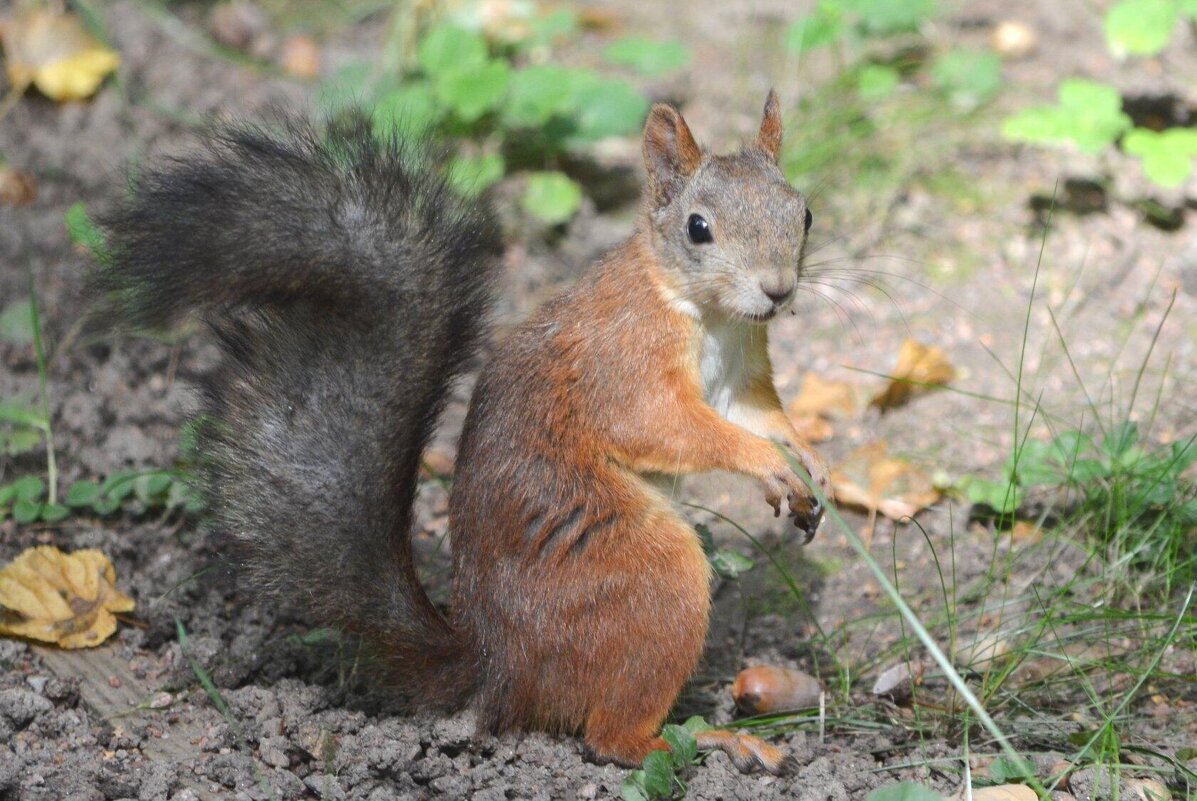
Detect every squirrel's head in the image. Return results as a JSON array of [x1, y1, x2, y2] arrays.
[[641, 90, 810, 324]]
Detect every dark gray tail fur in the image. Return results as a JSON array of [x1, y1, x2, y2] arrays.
[[97, 115, 499, 706]]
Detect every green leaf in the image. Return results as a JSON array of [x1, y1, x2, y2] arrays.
[[681, 715, 712, 734], [135, 473, 173, 504], [865, 783, 948, 801], [178, 417, 204, 462], [660, 723, 698, 769], [709, 548, 755, 579], [0, 483, 15, 506], [1007, 440, 1060, 487], [0, 401, 47, 430], [844, 0, 935, 35], [40, 503, 70, 523], [1167, 439, 1197, 475], [12, 475, 46, 503], [1, 428, 42, 456], [65, 202, 109, 261], [988, 755, 1036, 783], [604, 36, 691, 76], [523, 9, 579, 48], [522, 171, 583, 224], [418, 24, 488, 77], [1102, 421, 1140, 459], [1066, 458, 1108, 484], [641, 750, 674, 798], [1002, 79, 1132, 154], [1104, 0, 1178, 56], [504, 65, 578, 128], [1050, 431, 1096, 464], [374, 82, 441, 138], [435, 59, 511, 123], [965, 477, 1023, 515], [856, 64, 899, 101], [13, 498, 41, 524], [66, 480, 102, 508], [92, 497, 121, 516], [1123, 127, 1197, 188], [572, 79, 650, 140], [166, 479, 194, 509], [103, 470, 138, 501], [620, 774, 649, 801], [932, 48, 1002, 111], [0, 300, 34, 344], [446, 152, 505, 197], [784, 9, 845, 53]]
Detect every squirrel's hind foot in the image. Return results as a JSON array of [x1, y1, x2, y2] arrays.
[[694, 728, 797, 776]]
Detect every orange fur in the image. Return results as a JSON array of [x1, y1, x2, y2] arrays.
[[447, 92, 828, 769]]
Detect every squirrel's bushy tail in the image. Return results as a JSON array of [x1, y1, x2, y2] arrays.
[[98, 115, 498, 707]]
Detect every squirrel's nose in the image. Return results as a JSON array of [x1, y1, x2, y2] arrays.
[[761, 281, 795, 307]]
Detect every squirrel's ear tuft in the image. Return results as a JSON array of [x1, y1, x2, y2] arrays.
[[642, 103, 702, 206], [756, 89, 783, 162]]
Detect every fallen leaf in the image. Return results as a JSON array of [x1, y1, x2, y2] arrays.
[[0, 545, 134, 648], [731, 665, 823, 714], [0, 166, 36, 206], [1126, 778, 1171, 801], [870, 339, 956, 412], [960, 785, 1037, 801], [788, 372, 867, 420], [1, 10, 121, 101], [278, 33, 319, 79], [1010, 520, 1042, 542], [832, 442, 940, 521], [872, 660, 924, 704], [790, 413, 834, 443]]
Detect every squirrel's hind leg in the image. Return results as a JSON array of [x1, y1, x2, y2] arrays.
[[693, 728, 797, 775]]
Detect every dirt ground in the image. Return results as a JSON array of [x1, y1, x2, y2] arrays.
[[1, 0, 1195, 799]]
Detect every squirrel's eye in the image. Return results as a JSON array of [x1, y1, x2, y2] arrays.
[[687, 214, 713, 244], [804, 208, 813, 233]]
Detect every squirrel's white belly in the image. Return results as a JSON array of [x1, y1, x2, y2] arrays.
[[699, 322, 751, 419]]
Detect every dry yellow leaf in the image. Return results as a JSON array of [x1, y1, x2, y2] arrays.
[[790, 413, 835, 444], [832, 441, 940, 521], [870, 339, 956, 412], [962, 785, 1038, 801], [1, 10, 121, 101], [0, 545, 134, 648], [787, 372, 867, 420]]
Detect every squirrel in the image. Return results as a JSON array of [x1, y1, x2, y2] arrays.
[[96, 91, 831, 775]]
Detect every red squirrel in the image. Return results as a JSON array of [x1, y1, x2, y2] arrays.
[[97, 91, 831, 774]]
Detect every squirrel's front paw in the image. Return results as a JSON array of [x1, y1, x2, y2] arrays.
[[763, 466, 824, 543]]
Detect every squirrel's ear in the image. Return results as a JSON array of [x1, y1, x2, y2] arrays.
[[756, 89, 783, 162], [642, 103, 702, 206]]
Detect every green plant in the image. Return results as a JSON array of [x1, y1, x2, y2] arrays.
[[0, 468, 203, 524], [1, 275, 61, 499], [321, 14, 683, 223], [780, 0, 1003, 226], [1104, 0, 1197, 57], [620, 718, 708, 801], [1004, 2, 1197, 188], [961, 424, 1196, 580], [864, 783, 946, 801]]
